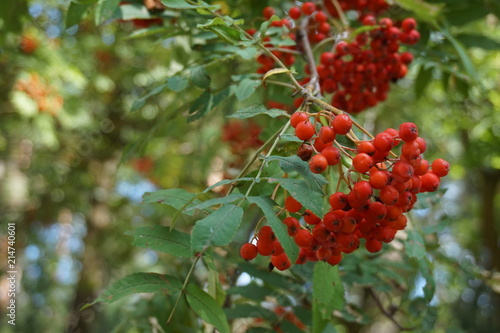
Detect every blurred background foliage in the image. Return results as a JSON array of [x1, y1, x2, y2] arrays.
[[0, 0, 499, 332]]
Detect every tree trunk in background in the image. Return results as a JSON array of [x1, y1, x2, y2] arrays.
[[479, 168, 500, 271]]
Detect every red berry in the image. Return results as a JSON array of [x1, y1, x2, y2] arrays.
[[399, 122, 419, 142], [326, 253, 342, 266], [401, 17, 417, 32], [263, 6, 275, 20], [332, 114, 352, 135], [366, 238, 383, 253], [320, 52, 335, 65], [352, 181, 373, 201], [318, 22, 331, 34], [392, 161, 414, 182], [296, 121, 316, 140], [295, 229, 313, 247], [316, 246, 332, 261], [319, 126, 336, 143], [258, 225, 275, 243], [271, 252, 291, 271], [291, 111, 308, 128], [304, 209, 321, 225], [283, 217, 301, 236], [431, 159, 450, 177], [315, 11, 327, 23], [420, 172, 440, 192], [257, 239, 274, 256], [289, 6, 301, 20], [329, 192, 348, 210], [322, 146, 341, 165], [401, 52, 414, 65], [309, 154, 328, 173], [323, 210, 344, 232], [302, 2, 316, 15], [373, 132, 395, 152], [369, 170, 389, 189], [353, 153, 374, 173], [285, 196, 302, 213], [379, 185, 399, 205], [240, 243, 258, 260], [357, 141, 375, 155]]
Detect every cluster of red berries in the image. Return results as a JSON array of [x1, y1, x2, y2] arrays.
[[256, 1, 419, 114], [222, 120, 263, 153], [240, 116, 450, 269]]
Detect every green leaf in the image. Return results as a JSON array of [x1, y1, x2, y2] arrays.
[[186, 284, 230, 333], [247, 196, 299, 264], [415, 64, 434, 99], [202, 177, 257, 193], [142, 188, 202, 215], [131, 82, 168, 111], [113, 3, 151, 20], [82, 273, 183, 309], [442, 30, 478, 83], [167, 75, 189, 92], [94, 0, 121, 25], [185, 193, 244, 212], [445, 5, 489, 26], [66, 2, 91, 27], [124, 26, 183, 40], [268, 178, 325, 217], [233, 78, 260, 101], [161, 0, 218, 10], [187, 91, 214, 122], [190, 66, 211, 89], [225, 304, 277, 321], [191, 204, 244, 252], [226, 283, 277, 302], [313, 262, 344, 319], [236, 47, 257, 60], [393, 0, 443, 24], [456, 34, 500, 50], [238, 261, 295, 290], [197, 17, 251, 46], [405, 228, 426, 259], [266, 155, 328, 193], [418, 257, 436, 302], [228, 104, 288, 119], [124, 226, 192, 257]]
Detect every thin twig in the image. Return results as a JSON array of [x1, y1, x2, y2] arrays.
[[368, 289, 417, 332]]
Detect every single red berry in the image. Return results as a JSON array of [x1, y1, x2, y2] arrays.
[[401, 17, 417, 32], [379, 17, 393, 28], [289, 6, 301, 20], [309, 154, 328, 173], [357, 141, 375, 155], [258, 225, 275, 243], [316, 246, 332, 261], [263, 6, 275, 20], [319, 126, 336, 143], [352, 181, 373, 201], [302, 2, 316, 15], [285, 196, 302, 213], [332, 114, 352, 135], [329, 192, 348, 210], [369, 170, 389, 189], [373, 132, 395, 152], [318, 22, 331, 34], [353, 153, 374, 173], [283, 217, 301, 236], [321, 146, 341, 166], [240, 243, 258, 261], [296, 121, 316, 140], [320, 52, 335, 66], [379, 185, 399, 205], [295, 229, 313, 247], [323, 210, 344, 232], [257, 239, 275, 256], [420, 172, 440, 192], [304, 209, 321, 225], [315, 10, 327, 23], [399, 122, 419, 142], [392, 161, 414, 182], [366, 238, 383, 253], [431, 159, 450, 177], [291, 111, 308, 128], [271, 252, 291, 271], [414, 158, 430, 176], [326, 253, 342, 266], [401, 51, 414, 65]]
